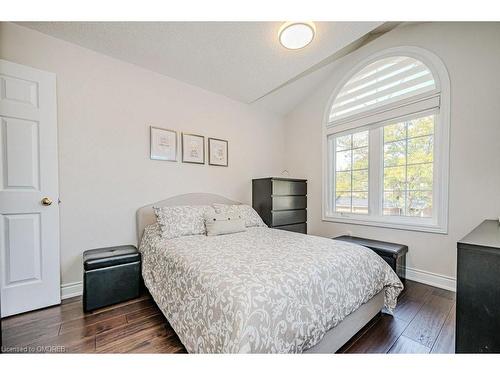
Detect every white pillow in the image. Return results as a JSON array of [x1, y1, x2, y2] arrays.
[[205, 212, 246, 236], [153, 205, 214, 239], [212, 204, 267, 228]]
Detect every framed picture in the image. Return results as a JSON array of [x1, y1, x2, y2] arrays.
[[208, 138, 228, 167], [150, 126, 177, 161], [182, 133, 205, 164]]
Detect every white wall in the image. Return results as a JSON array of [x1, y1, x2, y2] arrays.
[[0, 22, 286, 291], [284, 22, 500, 290]]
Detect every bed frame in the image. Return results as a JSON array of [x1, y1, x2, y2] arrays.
[[136, 193, 384, 353]]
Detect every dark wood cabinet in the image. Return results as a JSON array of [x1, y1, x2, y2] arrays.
[[252, 177, 307, 234], [456, 220, 500, 353]]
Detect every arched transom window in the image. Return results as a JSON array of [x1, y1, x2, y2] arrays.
[[323, 48, 449, 233]]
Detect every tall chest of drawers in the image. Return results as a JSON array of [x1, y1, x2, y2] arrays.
[[252, 177, 307, 234], [456, 220, 500, 353]]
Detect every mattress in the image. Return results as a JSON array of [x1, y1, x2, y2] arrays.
[[139, 225, 403, 353]]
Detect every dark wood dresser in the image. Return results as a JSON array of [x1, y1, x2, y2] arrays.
[[456, 219, 500, 353], [252, 177, 307, 234]]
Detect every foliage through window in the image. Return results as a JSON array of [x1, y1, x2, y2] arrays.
[[323, 49, 449, 233], [383, 115, 434, 217], [334, 130, 369, 214]]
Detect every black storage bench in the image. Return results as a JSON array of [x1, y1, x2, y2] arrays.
[[334, 235, 408, 283], [83, 245, 141, 312]]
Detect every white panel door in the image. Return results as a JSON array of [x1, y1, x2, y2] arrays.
[[0, 59, 60, 317]]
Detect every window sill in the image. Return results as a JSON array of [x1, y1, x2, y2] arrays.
[[322, 214, 448, 234]]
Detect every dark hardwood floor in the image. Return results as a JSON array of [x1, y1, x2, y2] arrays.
[[338, 280, 455, 353], [1, 280, 455, 353]]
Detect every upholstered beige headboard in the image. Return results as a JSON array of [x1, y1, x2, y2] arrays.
[[136, 193, 240, 242]]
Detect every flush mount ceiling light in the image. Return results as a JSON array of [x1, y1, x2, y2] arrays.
[[279, 22, 316, 50]]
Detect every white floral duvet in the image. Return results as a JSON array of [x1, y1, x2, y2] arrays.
[[139, 225, 403, 353]]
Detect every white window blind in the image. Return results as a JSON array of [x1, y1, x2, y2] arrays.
[[323, 49, 449, 234], [329, 56, 437, 124]]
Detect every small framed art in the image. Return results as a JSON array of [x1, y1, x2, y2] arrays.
[[150, 126, 177, 161], [182, 133, 205, 164], [208, 138, 228, 167]]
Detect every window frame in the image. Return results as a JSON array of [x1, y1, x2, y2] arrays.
[[322, 47, 450, 234]]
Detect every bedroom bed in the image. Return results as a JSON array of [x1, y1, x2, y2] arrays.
[[137, 193, 403, 353]]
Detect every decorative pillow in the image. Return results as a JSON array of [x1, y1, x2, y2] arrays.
[[153, 205, 214, 239], [212, 204, 267, 228], [205, 212, 246, 236]]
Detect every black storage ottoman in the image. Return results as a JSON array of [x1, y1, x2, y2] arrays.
[[83, 245, 141, 312]]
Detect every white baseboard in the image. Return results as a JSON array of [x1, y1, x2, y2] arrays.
[[60, 281, 83, 299], [404, 266, 456, 292]]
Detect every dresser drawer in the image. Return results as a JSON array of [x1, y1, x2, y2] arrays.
[[272, 209, 306, 226], [275, 223, 307, 234], [272, 196, 306, 210], [272, 180, 307, 196]]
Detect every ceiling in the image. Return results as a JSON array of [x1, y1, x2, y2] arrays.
[[19, 22, 392, 114]]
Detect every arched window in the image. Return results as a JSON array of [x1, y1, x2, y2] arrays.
[[323, 47, 450, 233]]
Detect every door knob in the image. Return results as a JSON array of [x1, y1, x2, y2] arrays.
[[41, 197, 53, 206]]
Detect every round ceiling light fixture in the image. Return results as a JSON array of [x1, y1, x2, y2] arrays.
[[278, 22, 316, 50]]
